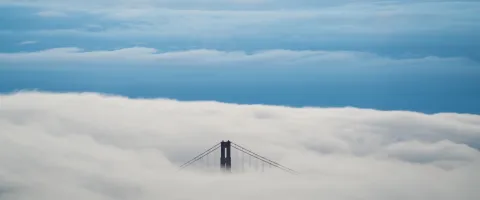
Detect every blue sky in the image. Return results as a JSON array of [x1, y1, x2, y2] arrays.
[[1, 0, 479, 113]]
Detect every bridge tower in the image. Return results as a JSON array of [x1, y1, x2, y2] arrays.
[[179, 140, 297, 174], [220, 140, 231, 172]]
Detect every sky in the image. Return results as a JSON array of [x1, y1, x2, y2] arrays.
[[0, 0, 479, 113], [0, 1, 480, 199]]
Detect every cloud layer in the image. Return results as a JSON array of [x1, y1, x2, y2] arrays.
[[0, 91, 479, 200], [1, 0, 479, 61], [0, 47, 476, 68]]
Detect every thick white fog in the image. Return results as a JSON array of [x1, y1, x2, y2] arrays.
[[0, 92, 479, 200]]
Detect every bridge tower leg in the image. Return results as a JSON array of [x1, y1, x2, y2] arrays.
[[220, 141, 231, 172]]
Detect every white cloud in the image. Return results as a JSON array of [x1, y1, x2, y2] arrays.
[[0, 47, 477, 71], [0, 0, 349, 9], [3, 0, 479, 37], [36, 3, 480, 37], [386, 140, 478, 165], [36, 11, 67, 17], [18, 41, 37, 45], [0, 91, 479, 200]]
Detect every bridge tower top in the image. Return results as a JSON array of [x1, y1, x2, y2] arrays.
[[179, 140, 297, 175], [220, 140, 231, 172]]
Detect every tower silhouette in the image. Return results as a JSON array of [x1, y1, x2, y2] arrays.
[[179, 140, 297, 174], [220, 140, 231, 172]]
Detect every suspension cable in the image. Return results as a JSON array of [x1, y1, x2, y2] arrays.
[[231, 145, 298, 175], [231, 142, 297, 174], [179, 143, 221, 169], [178, 141, 298, 175], [179, 145, 220, 170]]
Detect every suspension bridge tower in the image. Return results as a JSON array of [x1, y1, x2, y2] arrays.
[[179, 140, 297, 174], [220, 140, 232, 172]]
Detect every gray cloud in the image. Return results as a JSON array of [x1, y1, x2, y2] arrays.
[[18, 41, 37, 45], [36, 11, 67, 17], [0, 91, 479, 200], [3, 0, 479, 37], [2, 0, 479, 62], [385, 140, 478, 166], [0, 47, 476, 69]]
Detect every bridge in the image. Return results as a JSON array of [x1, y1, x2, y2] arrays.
[[179, 140, 297, 174]]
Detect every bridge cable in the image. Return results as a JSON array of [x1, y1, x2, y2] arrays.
[[231, 145, 288, 173], [231, 145, 298, 175], [231, 143, 298, 175], [179, 145, 220, 170], [231, 142, 296, 173], [179, 143, 221, 170]]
